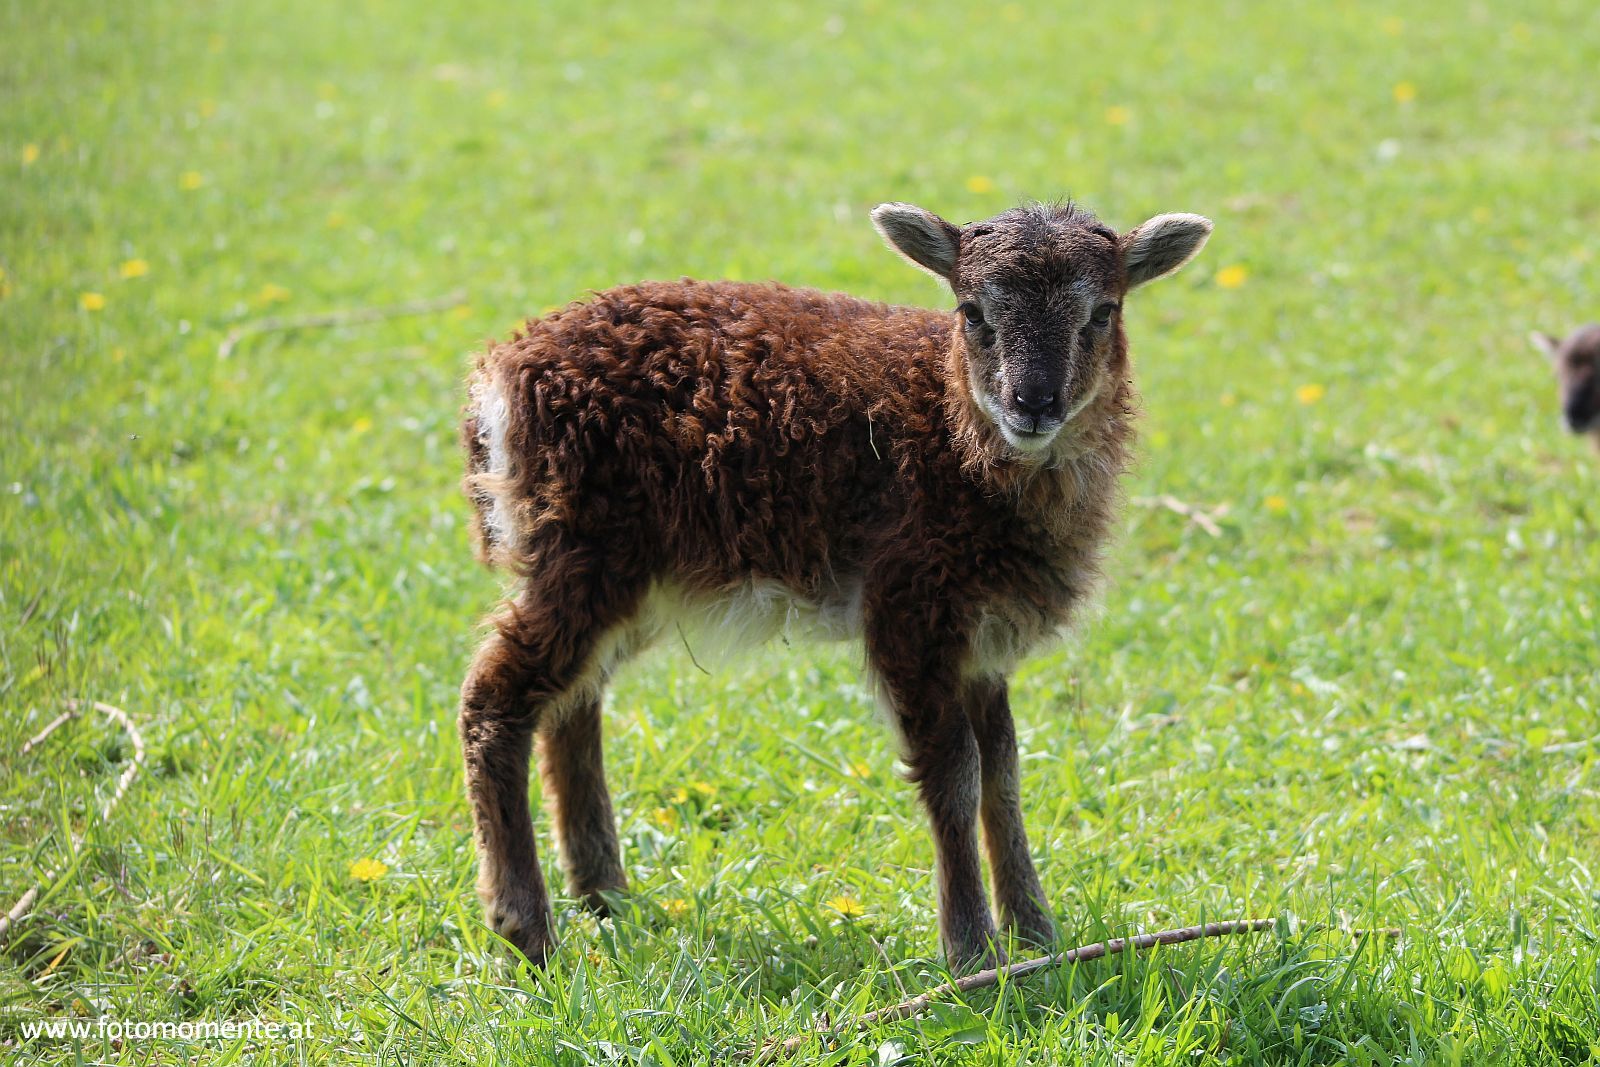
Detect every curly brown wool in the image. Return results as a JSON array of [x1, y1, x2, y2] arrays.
[[457, 200, 1212, 968]]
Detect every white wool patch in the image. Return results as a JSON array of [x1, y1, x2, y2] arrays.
[[642, 579, 865, 668], [969, 611, 1030, 677], [470, 374, 517, 553]]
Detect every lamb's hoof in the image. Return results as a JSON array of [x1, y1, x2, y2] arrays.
[[577, 884, 628, 918], [1003, 908, 1058, 951], [484, 891, 555, 966], [945, 930, 1006, 974]]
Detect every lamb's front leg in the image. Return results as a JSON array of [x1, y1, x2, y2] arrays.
[[873, 662, 999, 970], [967, 676, 1056, 947]]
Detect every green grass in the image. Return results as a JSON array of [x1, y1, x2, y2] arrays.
[[5, 0, 1600, 1062]]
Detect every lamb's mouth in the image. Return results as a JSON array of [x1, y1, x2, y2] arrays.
[[976, 388, 1057, 451], [984, 379, 1101, 453], [997, 419, 1061, 452]]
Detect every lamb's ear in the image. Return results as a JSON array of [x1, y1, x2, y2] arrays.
[[1123, 213, 1213, 289], [1530, 330, 1562, 362], [871, 202, 961, 283]]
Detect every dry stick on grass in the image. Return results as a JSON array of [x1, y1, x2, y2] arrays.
[[1132, 494, 1230, 538], [760, 918, 1402, 1059], [0, 700, 146, 944], [216, 290, 467, 360]]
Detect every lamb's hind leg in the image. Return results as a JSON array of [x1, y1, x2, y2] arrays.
[[538, 689, 627, 913], [459, 542, 644, 964], [967, 676, 1055, 947], [459, 627, 555, 964]]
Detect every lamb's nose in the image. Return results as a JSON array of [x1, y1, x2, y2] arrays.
[[1013, 390, 1057, 417]]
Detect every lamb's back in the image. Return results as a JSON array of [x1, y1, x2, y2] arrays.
[[467, 279, 958, 587]]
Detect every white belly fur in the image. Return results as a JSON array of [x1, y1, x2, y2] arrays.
[[641, 579, 864, 669]]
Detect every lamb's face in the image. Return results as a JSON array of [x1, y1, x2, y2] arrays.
[[952, 217, 1125, 452], [872, 201, 1212, 456], [1533, 326, 1600, 434]]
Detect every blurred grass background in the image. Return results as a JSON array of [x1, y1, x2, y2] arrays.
[[4, 1, 1600, 1063]]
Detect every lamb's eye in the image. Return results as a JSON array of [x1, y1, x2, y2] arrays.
[[1090, 302, 1118, 327], [958, 302, 985, 328]]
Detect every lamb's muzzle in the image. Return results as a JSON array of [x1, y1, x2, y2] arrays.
[[456, 198, 1211, 968]]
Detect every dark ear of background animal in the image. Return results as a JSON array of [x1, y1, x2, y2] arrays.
[[1122, 213, 1213, 289], [872, 203, 962, 283]]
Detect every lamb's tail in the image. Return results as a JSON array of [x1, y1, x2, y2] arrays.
[[462, 368, 517, 566]]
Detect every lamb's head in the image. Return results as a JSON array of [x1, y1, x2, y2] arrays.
[[1531, 325, 1600, 434], [872, 201, 1211, 454]]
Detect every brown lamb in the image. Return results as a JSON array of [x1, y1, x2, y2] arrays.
[[457, 199, 1212, 968]]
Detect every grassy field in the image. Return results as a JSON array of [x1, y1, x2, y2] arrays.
[[5, 0, 1600, 1062]]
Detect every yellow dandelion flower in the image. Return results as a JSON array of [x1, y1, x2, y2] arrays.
[[1380, 16, 1404, 35], [825, 895, 864, 918], [690, 781, 716, 796], [179, 171, 205, 190], [258, 282, 292, 304], [486, 89, 508, 109], [651, 807, 675, 828], [79, 292, 106, 311], [22, 142, 41, 166], [671, 786, 689, 804], [1104, 105, 1131, 126], [351, 416, 373, 435], [349, 857, 389, 882], [1215, 265, 1248, 289], [846, 761, 873, 778], [663, 898, 690, 919], [1393, 81, 1417, 104], [119, 258, 150, 279], [965, 175, 995, 195], [1295, 383, 1326, 405], [1264, 495, 1288, 512]]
